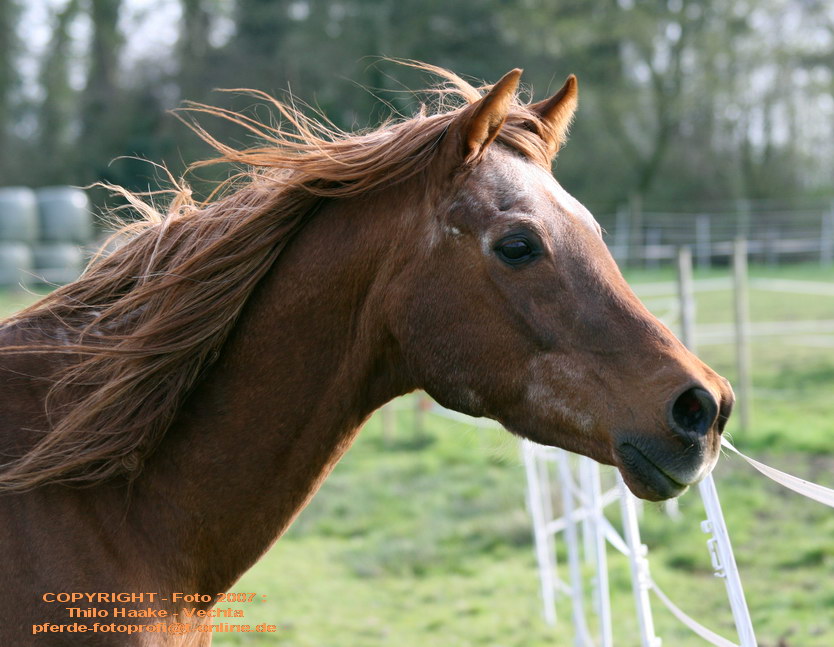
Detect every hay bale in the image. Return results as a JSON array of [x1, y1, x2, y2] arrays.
[[32, 243, 86, 284], [0, 187, 39, 242], [0, 242, 33, 286], [36, 187, 92, 243]]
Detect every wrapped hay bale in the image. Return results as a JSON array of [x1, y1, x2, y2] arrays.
[[36, 187, 92, 244], [0, 242, 33, 287], [0, 187, 39, 242], [32, 243, 86, 284]]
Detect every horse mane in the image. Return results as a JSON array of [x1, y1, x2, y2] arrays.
[[0, 62, 554, 491]]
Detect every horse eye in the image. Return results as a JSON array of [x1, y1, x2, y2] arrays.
[[495, 237, 535, 264]]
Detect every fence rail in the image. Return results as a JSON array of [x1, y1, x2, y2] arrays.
[[598, 202, 834, 267]]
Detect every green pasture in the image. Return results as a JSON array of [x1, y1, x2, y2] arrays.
[[1, 262, 833, 647]]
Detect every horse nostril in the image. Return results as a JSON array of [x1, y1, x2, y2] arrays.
[[670, 387, 718, 437]]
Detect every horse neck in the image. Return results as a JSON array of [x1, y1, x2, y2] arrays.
[[133, 190, 417, 597]]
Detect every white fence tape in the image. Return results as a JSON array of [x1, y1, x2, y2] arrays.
[[721, 438, 834, 508], [649, 580, 739, 647]]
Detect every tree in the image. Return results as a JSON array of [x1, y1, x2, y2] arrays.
[[80, 0, 123, 185], [178, 0, 214, 101], [228, 0, 292, 89], [0, 0, 20, 179], [38, 0, 82, 184]]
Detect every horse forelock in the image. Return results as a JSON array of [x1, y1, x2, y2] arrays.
[[0, 62, 553, 492]]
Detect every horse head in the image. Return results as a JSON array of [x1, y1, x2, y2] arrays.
[[387, 69, 733, 501]]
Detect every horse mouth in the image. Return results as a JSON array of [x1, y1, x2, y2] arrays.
[[615, 442, 690, 501]]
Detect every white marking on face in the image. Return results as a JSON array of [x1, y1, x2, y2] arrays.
[[525, 356, 594, 433], [431, 195, 476, 248], [501, 154, 601, 236]]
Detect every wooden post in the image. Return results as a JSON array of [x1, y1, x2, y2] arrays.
[[614, 205, 630, 265], [628, 193, 643, 268], [676, 246, 697, 353], [645, 228, 661, 270], [695, 214, 711, 269], [732, 239, 752, 432], [735, 198, 751, 241], [667, 245, 696, 519]]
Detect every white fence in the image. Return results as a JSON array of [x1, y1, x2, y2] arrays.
[[598, 203, 834, 268], [519, 243, 834, 646], [520, 435, 834, 647]]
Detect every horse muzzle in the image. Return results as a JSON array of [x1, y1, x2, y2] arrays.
[[613, 386, 728, 501]]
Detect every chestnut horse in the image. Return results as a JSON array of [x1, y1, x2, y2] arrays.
[[0, 65, 732, 645]]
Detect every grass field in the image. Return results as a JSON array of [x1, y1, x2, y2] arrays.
[[2, 262, 833, 646]]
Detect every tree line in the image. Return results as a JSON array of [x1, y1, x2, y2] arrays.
[[0, 0, 832, 216]]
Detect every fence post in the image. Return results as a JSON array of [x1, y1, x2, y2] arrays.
[[645, 228, 661, 270], [735, 198, 751, 240], [821, 206, 834, 266], [695, 215, 711, 269], [663, 246, 697, 519], [732, 239, 752, 432], [556, 452, 593, 647], [628, 193, 643, 268], [676, 246, 697, 353], [618, 475, 661, 647], [698, 474, 758, 646], [521, 442, 558, 626], [614, 205, 630, 265], [578, 459, 596, 564], [586, 459, 612, 647]]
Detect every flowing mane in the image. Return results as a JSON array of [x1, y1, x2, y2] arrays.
[[0, 63, 555, 492]]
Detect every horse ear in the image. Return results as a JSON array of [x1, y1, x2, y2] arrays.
[[457, 68, 522, 164], [530, 74, 578, 157]]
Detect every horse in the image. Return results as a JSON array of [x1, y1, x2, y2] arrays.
[[0, 63, 732, 645]]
